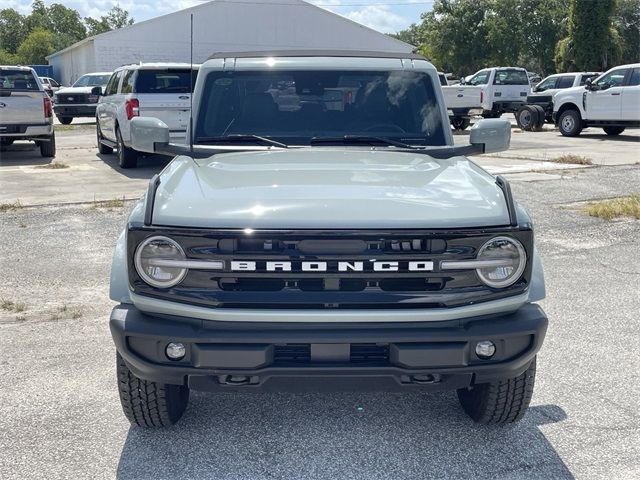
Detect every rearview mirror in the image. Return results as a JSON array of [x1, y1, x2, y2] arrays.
[[91, 86, 103, 96], [469, 118, 510, 154], [130, 117, 170, 153]]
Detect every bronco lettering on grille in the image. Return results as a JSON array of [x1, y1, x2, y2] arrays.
[[230, 260, 434, 272]]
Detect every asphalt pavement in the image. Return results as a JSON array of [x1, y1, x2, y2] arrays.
[[0, 124, 639, 479]]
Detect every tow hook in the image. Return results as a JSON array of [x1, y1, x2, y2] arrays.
[[217, 374, 257, 386], [401, 374, 441, 385]]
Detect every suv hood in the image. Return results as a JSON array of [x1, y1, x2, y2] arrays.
[[151, 149, 509, 229]]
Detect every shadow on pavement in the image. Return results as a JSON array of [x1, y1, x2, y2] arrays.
[[569, 132, 640, 142], [116, 392, 572, 479], [97, 152, 171, 180], [0, 141, 50, 166]]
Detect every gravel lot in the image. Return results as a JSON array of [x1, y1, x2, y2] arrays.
[[0, 123, 639, 479]]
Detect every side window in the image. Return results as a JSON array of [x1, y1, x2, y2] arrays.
[[493, 69, 529, 85], [120, 69, 135, 94], [628, 68, 640, 87], [50, 79, 59, 87], [595, 69, 628, 89], [579, 74, 597, 86], [556, 76, 575, 89], [535, 77, 557, 92], [104, 72, 119, 96], [468, 71, 489, 86]]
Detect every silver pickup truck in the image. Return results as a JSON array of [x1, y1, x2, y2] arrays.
[[0, 66, 56, 157], [109, 51, 547, 429]]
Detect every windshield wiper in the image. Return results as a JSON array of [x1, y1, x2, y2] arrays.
[[195, 134, 288, 148], [310, 135, 420, 149]]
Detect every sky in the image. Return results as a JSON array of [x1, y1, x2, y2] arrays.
[[4, 0, 434, 34]]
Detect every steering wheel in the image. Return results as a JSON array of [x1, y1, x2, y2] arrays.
[[363, 124, 406, 133]]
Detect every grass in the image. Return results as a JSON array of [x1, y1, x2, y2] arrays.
[[584, 195, 640, 220], [1, 299, 26, 313], [90, 197, 125, 210], [49, 304, 83, 321], [550, 154, 593, 165], [0, 201, 23, 213], [36, 161, 69, 169]]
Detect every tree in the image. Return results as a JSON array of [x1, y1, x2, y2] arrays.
[[86, 6, 134, 36], [0, 8, 28, 53], [47, 4, 87, 43], [555, 0, 621, 71], [16, 28, 56, 64], [615, 0, 640, 64]]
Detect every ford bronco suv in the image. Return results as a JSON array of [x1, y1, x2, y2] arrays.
[[110, 51, 548, 428]]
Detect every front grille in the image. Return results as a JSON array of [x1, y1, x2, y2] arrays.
[[273, 344, 389, 365], [58, 93, 88, 104], [128, 227, 533, 309]]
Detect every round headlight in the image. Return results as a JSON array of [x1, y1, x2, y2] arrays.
[[476, 236, 526, 288], [134, 236, 187, 288]]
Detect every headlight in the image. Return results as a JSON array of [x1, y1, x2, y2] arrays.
[[475, 236, 526, 288], [134, 236, 187, 288]]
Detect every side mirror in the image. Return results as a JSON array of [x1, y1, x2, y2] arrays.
[[91, 86, 103, 96], [130, 117, 170, 153], [469, 118, 510, 154]]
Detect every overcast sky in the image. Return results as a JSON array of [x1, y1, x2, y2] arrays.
[[4, 0, 432, 34]]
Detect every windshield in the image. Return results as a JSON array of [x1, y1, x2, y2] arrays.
[[0, 69, 39, 90], [195, 70, 447, 147], [73, 74, 111, 87]]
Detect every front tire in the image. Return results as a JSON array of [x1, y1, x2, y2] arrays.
[[39, 133, 56, 157], [558, 109, 583, 137], [116, 126, 138, 168], [603, 126, 625, 136], [57, 116, 73, 125], [457, 357, 536, 425], [116, 353, 189, 428]]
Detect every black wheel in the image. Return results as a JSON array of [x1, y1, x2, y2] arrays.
[[117, 353, 189, 428], [531, 105, 546, 130], [57, 116, 72, 125], [116, 126, 138, 168], [457, 357, 536, 425], [603, 126, 625, 136], [451, 117, 471, 130], [558, 109, 583, 137], [39, 133, 56, 157], [96, 123, 113, 154], [516, 106, 538, 131], [482, 111, 502, 119]]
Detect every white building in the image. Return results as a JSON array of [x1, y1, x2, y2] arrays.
[[47, 0, 413, 85]]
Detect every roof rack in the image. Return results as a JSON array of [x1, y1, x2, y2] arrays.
[[207, 50, 426, 61]]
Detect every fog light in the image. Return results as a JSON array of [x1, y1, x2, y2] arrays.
[[475, 340, 496, 359], [166, 342, 186, 360]]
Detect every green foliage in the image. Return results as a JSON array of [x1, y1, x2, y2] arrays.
[[396, 0, 631, 76], [86, 6, 135, 36], [16, 28, 56, 65], [0, 3, 134, 65], [556, 0, 620, 71], [615, 0, 640, 64], [0, 8, 27, 54]]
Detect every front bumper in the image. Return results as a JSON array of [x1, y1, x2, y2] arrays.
[[110, 303, 547, 392], [53, 104, 97, 117]]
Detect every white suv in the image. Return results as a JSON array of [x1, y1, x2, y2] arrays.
[[553, 63, 640, 136], [95, 63, 199, 168]]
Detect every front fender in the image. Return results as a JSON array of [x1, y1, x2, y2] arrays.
[[109, 229, 132, 303]]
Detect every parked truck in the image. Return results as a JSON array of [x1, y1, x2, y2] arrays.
[[0, 65, 56, 157], [109, 51, 548, 428]]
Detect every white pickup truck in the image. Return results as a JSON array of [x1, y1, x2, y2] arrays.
[[0, 66, 56, 157], [441, 67, 531, 130], [553, 63, 640, 136]]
